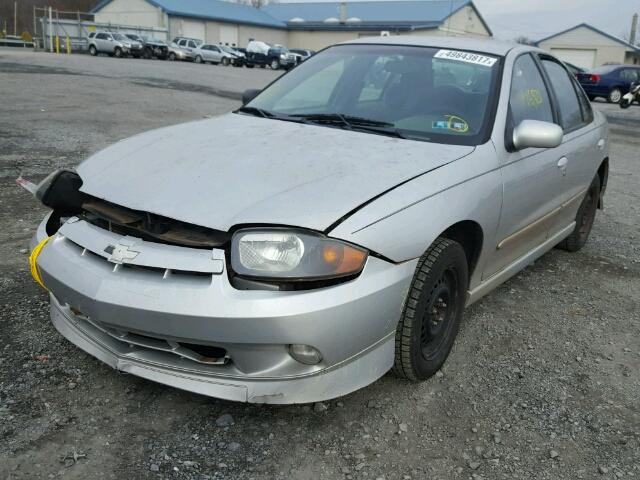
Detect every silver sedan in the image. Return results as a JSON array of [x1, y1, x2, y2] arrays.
[[24, 37, 609, 403]]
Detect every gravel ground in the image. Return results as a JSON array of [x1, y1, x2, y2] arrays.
[[1, 50, 639, 480]]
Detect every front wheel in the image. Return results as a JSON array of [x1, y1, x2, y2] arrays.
[[557, 175, 600, 252], [393, 238, 468, 381], [270, 59, 280, 70], [222, 57, 230, 66], [168, 52, 176, 61], [114, 47, 123, 58], [608, 88, 622, 103], [89, 45, 97, 56], [195, 55, 203, 64], [620, 97, 632, 109]]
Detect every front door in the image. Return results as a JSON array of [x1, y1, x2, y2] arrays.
[[484, 53, 566, 278]]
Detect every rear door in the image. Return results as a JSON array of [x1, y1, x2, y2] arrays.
[[538, 56, 602, 232], [485, 53, 566, 277]]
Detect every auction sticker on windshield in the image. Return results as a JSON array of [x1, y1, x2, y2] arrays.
[[434, 49, 497, 67]]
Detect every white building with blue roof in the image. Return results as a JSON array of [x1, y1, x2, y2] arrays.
[[92, 0, 491, 50]]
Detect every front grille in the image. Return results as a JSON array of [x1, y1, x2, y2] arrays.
[[81, 197, 230, 249]]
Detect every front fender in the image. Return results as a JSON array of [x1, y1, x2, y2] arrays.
[[328, 142, 502, 288]]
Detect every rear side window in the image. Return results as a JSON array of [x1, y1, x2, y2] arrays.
[[620, 68, 639, 82], [509, 54, 553, 125], [542, 59, 583, 131], [572, 75, 594, 124]]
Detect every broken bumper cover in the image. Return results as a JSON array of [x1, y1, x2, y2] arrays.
[[33, 216, 415, 403]]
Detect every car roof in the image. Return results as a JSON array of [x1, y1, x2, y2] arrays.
[[339, 35, 525, 56]]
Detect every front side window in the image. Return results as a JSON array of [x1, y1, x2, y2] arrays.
[[509, 54, 553, 126], [244, 44, 502, 145], [541, 59, 583, 131]]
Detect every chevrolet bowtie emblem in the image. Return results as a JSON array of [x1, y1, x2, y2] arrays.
[[104, 243, 139, 264]]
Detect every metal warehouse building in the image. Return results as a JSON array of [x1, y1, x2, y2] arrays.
[[91, 0, 492, 50], [536, 23, 640, 69]]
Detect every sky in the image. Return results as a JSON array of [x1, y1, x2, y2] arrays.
[[276, 0, 640, 43], [474, 0, 639, 42]]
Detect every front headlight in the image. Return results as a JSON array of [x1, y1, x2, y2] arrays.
[[280, 53, 286, 59], [231, 229, 368, 280]]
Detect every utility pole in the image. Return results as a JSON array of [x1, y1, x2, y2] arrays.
[[631, 13, 638, 46], [14, 1, 18, 36]]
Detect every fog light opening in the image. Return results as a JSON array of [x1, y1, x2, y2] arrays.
[[288, 344, 322, 365]]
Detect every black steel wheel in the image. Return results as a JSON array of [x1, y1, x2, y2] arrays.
[[557, 175, 600, 252], [393, 238, 468, 381]]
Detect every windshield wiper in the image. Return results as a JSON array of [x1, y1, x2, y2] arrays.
[[236, 106, 273, 118], [292, 113, 406, 138]]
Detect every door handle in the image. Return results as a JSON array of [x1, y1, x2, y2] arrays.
[[557, 157, 568, 176], [597, 139, 605, 150]]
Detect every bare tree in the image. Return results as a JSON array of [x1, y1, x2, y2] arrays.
[[515, 35, 535, 45]]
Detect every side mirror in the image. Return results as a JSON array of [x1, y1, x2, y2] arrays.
[[512, 120, 563, 150], [242, 88, 261, 105]]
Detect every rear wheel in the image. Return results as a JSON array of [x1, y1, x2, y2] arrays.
[[393, 238, 468, 381], [168, 52, 176, 61], [89, 45, 97, 56], [143, 48, 152, 59], [557, 175, 600, 252], [195, 55, 203, 64], [607, 88, 622, 103]]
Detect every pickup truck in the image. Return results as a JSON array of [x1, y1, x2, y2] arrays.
[[245, 43, 297, 70]]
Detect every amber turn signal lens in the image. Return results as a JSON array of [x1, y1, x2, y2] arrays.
[[322, 244, 367, 275]]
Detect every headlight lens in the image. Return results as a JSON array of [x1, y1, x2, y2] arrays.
[[231, 229, 368, 280]]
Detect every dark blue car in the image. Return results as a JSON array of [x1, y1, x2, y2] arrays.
[[577, 65, 640, 103]]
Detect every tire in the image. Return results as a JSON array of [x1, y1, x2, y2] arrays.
[[620, 97, 632, 109], [168, 52, 176, 61], [270, 59, 280, 70], [393, 238, 468, 381], [557, 175, 601, 252], [195, 55, 203, 64], [607, 88, 622, 103], [89, 45, 97, 56], [222, 57, 230, 66], [246, 64, 255, 69], [143, 48, 152, 60], [114, 47, 123, 58]]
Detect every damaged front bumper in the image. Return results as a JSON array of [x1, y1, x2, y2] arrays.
[[33, 215, 415, 403]]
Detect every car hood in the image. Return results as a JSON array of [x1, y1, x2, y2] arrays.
[[77, 113, 474, 232]]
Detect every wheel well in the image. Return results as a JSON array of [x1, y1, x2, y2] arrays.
[[597, 158, 609, 209], [440, 221, 483, 278]]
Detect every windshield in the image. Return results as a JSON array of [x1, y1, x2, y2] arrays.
[[220, 45, 235, 54], [244, 44, 501, 145], [113, 34, 127, 41]]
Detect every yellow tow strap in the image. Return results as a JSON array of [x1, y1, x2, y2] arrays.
[[29, 236, 52, 291]]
